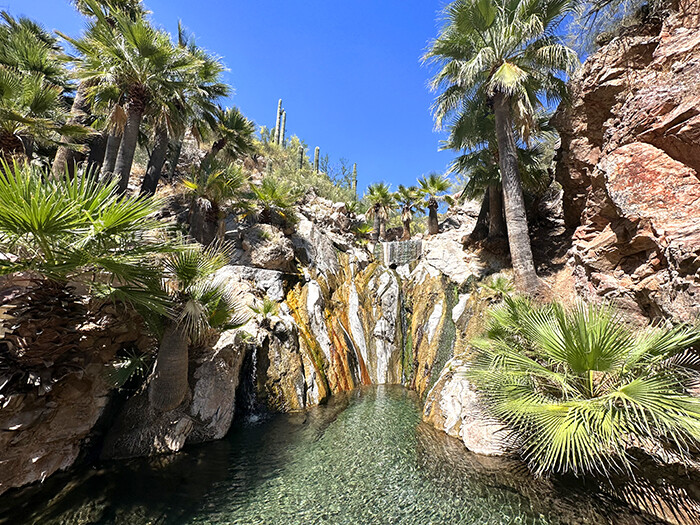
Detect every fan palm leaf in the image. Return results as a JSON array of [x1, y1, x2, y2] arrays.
[[468, 296, 700, 477]]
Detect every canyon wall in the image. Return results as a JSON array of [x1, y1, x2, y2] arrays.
[[555, 1, 700, 323]]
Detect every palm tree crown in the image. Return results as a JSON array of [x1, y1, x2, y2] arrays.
[[424, 0, 578, 291], [64, 2, 199, 191], [418, 173, 451, 235], [365, 182, 394, 242], [395, 185, 423, 240], [0, 12, 88, 160]]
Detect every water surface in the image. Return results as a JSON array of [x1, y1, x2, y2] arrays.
[[0, 386, 651, 524]]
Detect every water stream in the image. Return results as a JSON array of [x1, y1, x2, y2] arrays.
[[0, 386, 652, 525]]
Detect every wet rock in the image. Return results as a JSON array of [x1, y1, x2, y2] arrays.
[[423, 357, 514, 456]]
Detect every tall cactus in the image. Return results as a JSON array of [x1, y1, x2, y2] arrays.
[[279, 110, 286, 146], [352, 163, 358, 199], [274, 98, 283, 144], [314, 147, 320, 173], [298, 145, 305, 169]]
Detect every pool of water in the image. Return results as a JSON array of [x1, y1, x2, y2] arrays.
[[0, 386, 653, 525]]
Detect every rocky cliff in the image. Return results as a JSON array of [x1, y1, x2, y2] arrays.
[[0, 187, 506, 493], [555, 0, 700, 323]]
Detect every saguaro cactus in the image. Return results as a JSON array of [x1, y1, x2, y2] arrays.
[[274, 99, 283, 144], [314, 147, 320, 173], [298, 145, 305, 169], [352, 163, 358, 199], [279, 110, 286, 146]]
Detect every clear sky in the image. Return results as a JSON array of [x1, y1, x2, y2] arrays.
[[1, 0, 455, 194]]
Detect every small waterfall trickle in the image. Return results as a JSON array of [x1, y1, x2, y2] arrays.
[[375, 240, 422, 268], [235, 345, 267, 424]]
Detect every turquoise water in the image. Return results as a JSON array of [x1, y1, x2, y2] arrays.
[[0, 386, 650, 524]]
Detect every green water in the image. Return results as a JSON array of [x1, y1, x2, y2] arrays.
[[0, 386, 649, 524]]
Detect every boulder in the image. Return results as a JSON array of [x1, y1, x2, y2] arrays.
[[101, 330, 247, 459], [423, 357, 514, 456], [239, 224, 295, 273], [0, 310, 150, 496]]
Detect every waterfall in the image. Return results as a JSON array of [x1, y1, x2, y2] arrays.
[[235, 345, 266, 424], [375, 240, 422, 267]]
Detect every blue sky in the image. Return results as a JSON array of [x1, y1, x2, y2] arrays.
[[2, 0, 456, 194]]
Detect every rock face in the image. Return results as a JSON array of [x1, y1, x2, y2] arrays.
[[101, 330, 248, 459], [556, 2, 700, 322], [423, 357, 514, 456], [0, 308, 151, 496]]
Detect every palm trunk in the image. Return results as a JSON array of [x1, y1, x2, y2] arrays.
[[85, 131, 107, 177], [0, 131, 26, 161], [169, 138, 183, 177], [189, 199, 218, 245], [148, 322, 189, 412], [101, 130, 122, 181], [115, 95, 146, 193], [488, 184, 506, 238], [372, 212, 381, 242], [140, 124, 169, 195], [379, 218, 387, 240], [52, 83, 91, 179], [402, 219, 411, 240], [201, 138, 226, 170], [469, 192, 490, 242], [427, 202, 439, 235], [493, 92, 540, 292]]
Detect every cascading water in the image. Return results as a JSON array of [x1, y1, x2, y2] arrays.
[[374, 240, 422, 268], [234, 344, 266, 424]]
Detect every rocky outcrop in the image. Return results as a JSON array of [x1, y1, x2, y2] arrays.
[[555, 2, 700, 323], [423, 357, 514, 456], [101, 330, 248, 458], [0, 308, 152, 496]]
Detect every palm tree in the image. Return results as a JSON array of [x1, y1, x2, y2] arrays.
[[64, 1, 198, 192], [0, 13, 88, 161], [468, 296, 700, 477], [185, 161, 250, 244], [200, 106, 257, 170], [394, 185, 423, 240], [140, 22, 229, 195], [425, 0, 578, 292], [448, 99, 556, 242], [0, 159, 165, 294], [0, 160, 167, 365], [148, 243, 248, 412], [365, 182, 394, 242], [248, 177, 299, 227], [418, 173, 451, 235]]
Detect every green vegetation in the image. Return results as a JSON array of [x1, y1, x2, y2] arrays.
[[469, 297, 700, 477], [0, 12, 88, 162], [184, 160, 251, 244], [418, 173, 452, 236], [148, 242, 248, 411], [248, 176, 299, 227], [394, 185, 423, 240], [0, 160, 164, 307], [425, 0, 578, 292], [365, 182, 395, 242]]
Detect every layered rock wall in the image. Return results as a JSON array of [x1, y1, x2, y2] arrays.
[[555, 3, 700, 322]]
